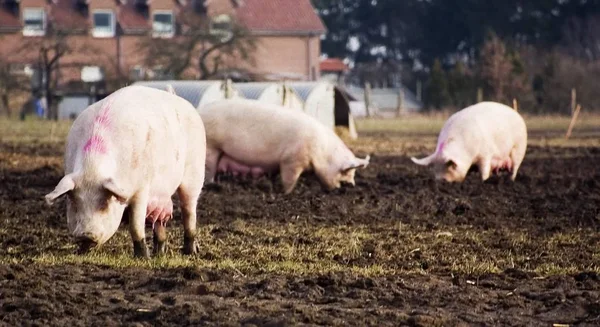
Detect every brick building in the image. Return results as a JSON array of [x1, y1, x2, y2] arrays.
[[0, 0, 326, 90]]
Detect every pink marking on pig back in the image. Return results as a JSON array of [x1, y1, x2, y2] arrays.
[[83, 135, 107, 154], [94, 109, 111, 126], [83, 97, 115, 155], [94, 97, 114, 127]]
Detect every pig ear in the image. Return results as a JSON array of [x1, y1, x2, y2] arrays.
[[166, 84, 176, 95], [341, 155, 370, 172], [411, 153, 436, 166], [45, 174, 76, 205], [103, 179, 128, 204]]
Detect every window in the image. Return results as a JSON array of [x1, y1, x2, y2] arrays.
[[92, 10, 116, 38], [210, 14, 233, 42], [152, 11, 174, 38], [22, 8, 46, 36]]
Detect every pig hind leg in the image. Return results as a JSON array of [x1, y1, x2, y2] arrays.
[[205, 148, 222, 183], [177, 185, 202, 255], [150, 197, 173, 256], [153, 223, 167, 256], [510, 143, 527, 181]]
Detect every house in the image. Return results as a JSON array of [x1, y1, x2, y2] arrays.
[[0, 0, 326, 90], [319, 57, 348, 85]]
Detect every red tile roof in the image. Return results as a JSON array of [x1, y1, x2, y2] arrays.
[[0, 0, 326, 35], [320, 58, 348, 72], [49, 0, 88, 30], [118, 2, 149, 32], [236, 0, 326, 34]]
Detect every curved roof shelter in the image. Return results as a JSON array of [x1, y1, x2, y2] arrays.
[[133, 80, 230, 110]]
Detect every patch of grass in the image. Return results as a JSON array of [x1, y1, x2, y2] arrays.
[[1, 221, 597, 278], [0, 117, 71, 145]]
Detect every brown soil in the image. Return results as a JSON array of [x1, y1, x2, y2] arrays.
[[1, 141, 600, 326]]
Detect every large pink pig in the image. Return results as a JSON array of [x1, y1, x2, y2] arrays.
[[411, 101, 527, 182], [44, 85, 207, 258], [200, 99, 370, 194]]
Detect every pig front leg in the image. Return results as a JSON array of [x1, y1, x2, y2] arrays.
[[478, 156, 492, 181], [148, 196, 173, 256], [280, 162, 304, 194], [129, 191, 150, 258]]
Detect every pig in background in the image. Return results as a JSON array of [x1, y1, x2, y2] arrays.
[[200, 98, 370, 194], [411, 101, 527, 182], [45, 85, 207, 258]]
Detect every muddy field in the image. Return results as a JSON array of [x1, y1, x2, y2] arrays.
[[1, 121, 600, 326]]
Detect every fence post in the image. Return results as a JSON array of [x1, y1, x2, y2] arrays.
[[364, 82, 372, 117], [570, 88, 577, 115], [565, 104, 582, 139], [397, 87, 405, 117]]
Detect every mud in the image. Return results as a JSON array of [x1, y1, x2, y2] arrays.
[[1, 140, 600, 326]]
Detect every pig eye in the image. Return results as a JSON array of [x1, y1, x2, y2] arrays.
[[445, 160, 457, 169]]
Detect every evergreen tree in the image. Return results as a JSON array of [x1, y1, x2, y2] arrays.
[[426, 59, 451, 109]]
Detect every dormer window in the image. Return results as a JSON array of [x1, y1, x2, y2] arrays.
[[152, 11, 175, 38], [92, 10, 116, 38], [22, 8, 46, 36]]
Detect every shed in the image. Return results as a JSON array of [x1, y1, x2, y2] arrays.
[[286, 82, 335, 130], [55, 80, 108, 120], [132, 80, 237, 111], [58, 94, 92, 120], [345, 84, 423, 116], [332, 86, 358, 139]]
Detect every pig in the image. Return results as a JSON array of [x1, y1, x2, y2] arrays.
[[200, 98, 370, 194], [411, 101, 527, 182], [44, 85, 207, 258]]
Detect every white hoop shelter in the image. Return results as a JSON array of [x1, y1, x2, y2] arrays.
[[235, 82, 305, 111], [132, 80, 239, 111], [235, 82, 284, 105], [286, 81, 335, 130]]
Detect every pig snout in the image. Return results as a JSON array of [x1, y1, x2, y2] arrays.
[[74, 232, 99, 253]]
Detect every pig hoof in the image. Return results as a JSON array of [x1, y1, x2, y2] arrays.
[[183, 237, 199, 255], [133, 240, 150, 258]]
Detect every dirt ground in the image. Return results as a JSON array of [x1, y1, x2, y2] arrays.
[[1, 126, 600, 326]]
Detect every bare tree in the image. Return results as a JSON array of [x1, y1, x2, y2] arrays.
[[138, 12, 256, 80], [17, 28, 106, 120], [0, 60, 30, 117], [17, 30, 73, 120], [561, 14, 600, 61]]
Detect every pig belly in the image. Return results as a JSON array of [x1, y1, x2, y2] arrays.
[[217, 154, 274, 178], [146, 194, 173, 226], [491, 156, 513, 173]]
